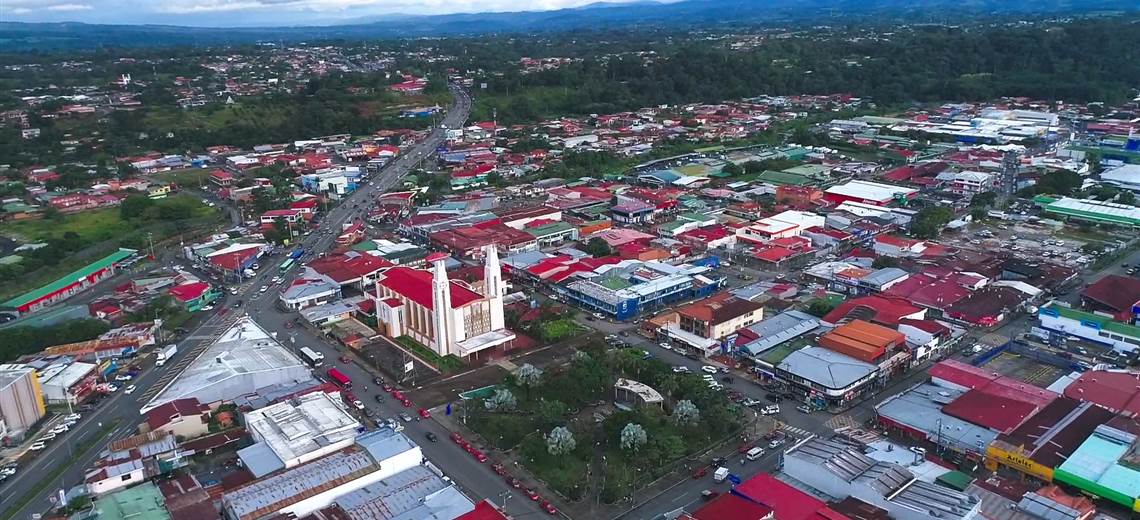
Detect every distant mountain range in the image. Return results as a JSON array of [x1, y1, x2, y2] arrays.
[[1, 0, 1137, 50]]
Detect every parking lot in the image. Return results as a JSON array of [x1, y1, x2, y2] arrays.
[[978, 351, 1067, 387]]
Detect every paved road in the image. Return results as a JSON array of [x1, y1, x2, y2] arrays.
[[3, 86, 487, 520]]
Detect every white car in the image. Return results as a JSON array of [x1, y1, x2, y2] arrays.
[[64, 412, 83, 422], [39, 432, 56, 442], [124, 385, 137, 395], [352, 400, 365, 410], [201, 305, 214, 311], [259, 285, 269, 293], [50, 424, 69, 435], [28, 442, 47, 451], [658, 343, 672, 351], [672, 366, 690, 373], [115, 374, 133, 382], [700, 366, 719, 375]]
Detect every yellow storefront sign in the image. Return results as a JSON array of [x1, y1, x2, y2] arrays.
[[986, 445, 1054, 481]]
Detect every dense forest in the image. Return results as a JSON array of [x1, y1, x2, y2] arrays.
[[469, 19, 1140, 123]]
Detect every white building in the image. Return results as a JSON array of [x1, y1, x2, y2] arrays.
[[222, 429, 423, 520], [737, 210, 825, 243], [784, 437, 981, 520], [935, 170, 995, 195], [238, 391, 362, 478], [372, 246, 515, 359], [40, 361, 96, 404], [140, 317, 314, 414], [0, 364, 44, 436], [1101, 164, 1140, 193]]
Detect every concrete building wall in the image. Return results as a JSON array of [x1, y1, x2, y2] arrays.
[[0, 366, 46, 434]]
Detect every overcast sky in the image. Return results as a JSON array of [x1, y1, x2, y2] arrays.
[[2, 0, 644, 26]]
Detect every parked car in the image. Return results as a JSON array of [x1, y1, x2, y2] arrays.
[[505, 476, 522, 488], [425, 432, 438, 443], [418, 408, 431, 419], [400, 398, 412, 408], [115, 374, 133, 382], [39, 432, 56, 442], [701, 365, 718, 374], [797, 404, 813, 414], [124, 385, 137, 394], [450, 432, 465, 444], [28, 442, 46, 451], [541, 501, 559, 515], [400, 413, 413, 422], [491, 463, 508, 476]]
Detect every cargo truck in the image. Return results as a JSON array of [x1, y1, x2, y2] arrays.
[[156, 344, 178, 366]]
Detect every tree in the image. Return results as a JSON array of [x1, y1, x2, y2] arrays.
[[545, 426, 576, 456], [673, 400, 700, 426], [910, 206, 954, 239], [1120, 191, 1136, 205], [806, 298, 836, 317], [620, 423, 648, 453], [721, 162, 743, 176], [536, 399, 568, 427], [871, 256, 898, 269], [515, 363, 543, 399], [583, 237, 612, 257], [969, 191, 997, 208], [484, 388, 517, 411], [571, 350, 591, 364], [120, 194, 155, 220]]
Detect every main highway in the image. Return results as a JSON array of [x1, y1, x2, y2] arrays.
[[0, 84, 531, 519]]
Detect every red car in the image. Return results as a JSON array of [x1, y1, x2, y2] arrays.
[[525, 488, 540, 501], [491, 463, 508, 476], [473, 450, 488, 463], [691, 467, 708, 479], [400, 398, 412, 408], [450, 432, 465, 444], [339, 355, 352, 364], [382, 383, 394, 392], [541, 501, 558, 515], [737, 442, 754, 454], [391, 390, 405, 400], [505, 476, 521, 488], [418, 408, 431, 419]]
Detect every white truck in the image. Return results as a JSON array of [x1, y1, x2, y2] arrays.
[[713, 466, 729, 483], [156, 344, 178, 366]]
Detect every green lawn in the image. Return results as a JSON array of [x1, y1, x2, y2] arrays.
[[3, 207, 131, 243], [395, 335, 465, 373]]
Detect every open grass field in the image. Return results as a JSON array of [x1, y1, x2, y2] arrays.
[[4, 207, 131, 243]]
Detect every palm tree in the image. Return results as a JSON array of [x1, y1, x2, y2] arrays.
[[484, 388, 517, 411]]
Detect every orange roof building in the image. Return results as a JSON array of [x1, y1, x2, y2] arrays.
[[817, 320, 905, 364]]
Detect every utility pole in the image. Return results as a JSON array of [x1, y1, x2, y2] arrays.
[[147, 232, 155, 261]]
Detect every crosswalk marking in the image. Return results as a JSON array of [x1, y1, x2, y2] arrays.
[[781, 425, 813, 438]]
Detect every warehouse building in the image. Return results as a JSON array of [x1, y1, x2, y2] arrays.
[[0, 364, 45, 438]]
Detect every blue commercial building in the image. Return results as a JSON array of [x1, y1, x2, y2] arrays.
[[561, 260, 725, 321]]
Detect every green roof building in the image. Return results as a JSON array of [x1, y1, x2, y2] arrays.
[[1041, 197, 1140, 227], [2, 248, 137, 315], [1053, 425, 1140, 512], [90, 483, 172, 520]]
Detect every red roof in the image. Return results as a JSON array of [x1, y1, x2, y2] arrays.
[[169, 282, 211, 302], [930, 360, 1058, 408], [1081, 275, 1140, 312], [678, 225, 732, 242], [144, 398, 208, 431], [821, 295, 922, 326], [942, 389, 1041, 434], [736, 473, 849, 520], [1062, 370, 1140, 416], [209, 248, 259, 271], [377, 266, 483, 310], [306, 252, 393, 284], [455, 500, 511, 520], [884, 274, 970, 310], [692, 493, 774, 520]]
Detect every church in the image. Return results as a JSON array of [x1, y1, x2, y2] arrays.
[[371, 245, 515, 360]]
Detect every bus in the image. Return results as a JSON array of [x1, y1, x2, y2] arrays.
[[327, 367, 351, 388], [299, 347, 324, 367], [279, 258, 295, 274]]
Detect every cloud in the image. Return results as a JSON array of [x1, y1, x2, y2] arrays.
[[155, 0, 628, 15], [46, 3, 94, 10]]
